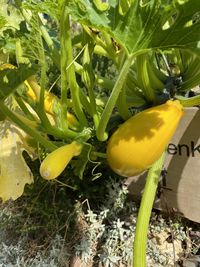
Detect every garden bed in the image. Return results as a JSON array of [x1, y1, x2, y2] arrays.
[[0, 176, 199, 267]]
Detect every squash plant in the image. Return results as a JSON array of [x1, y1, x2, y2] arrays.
[[1, 0, 200, 266]]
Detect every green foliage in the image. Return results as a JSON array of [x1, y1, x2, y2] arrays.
[[0, 0, 23, 31], [67, 0, 200, 56], [22, 0, 61, 22], [0, 64, 37, 100]]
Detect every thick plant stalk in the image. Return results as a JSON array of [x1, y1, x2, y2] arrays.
[[96, 55, 134, 141], [64, 13, 87, 126], [60, 4, 71, 131], [136, 54, 156, 103], [175, 95, 200, 107], [133, 152, 165, 267]]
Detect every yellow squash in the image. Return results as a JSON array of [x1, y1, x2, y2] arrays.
[[0, 63, 79, 130], [40, 141, 82, 180], [106, 100, 184, 177], [25, 78, 80, 130]]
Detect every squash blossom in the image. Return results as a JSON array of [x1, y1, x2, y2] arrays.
[[40, 141, 82, 180], [106, 100, 184, 177]]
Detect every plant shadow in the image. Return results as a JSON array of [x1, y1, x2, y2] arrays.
[[110, 108, 166, 145]]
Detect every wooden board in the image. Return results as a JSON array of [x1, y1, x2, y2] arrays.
[[126, 107, 200, 223]]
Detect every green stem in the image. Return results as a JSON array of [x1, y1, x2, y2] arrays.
[[133, 152, 165, 267], [20, 93, 80, 140], [40, 25, 60, 68], [15, 38, 29, 65], [74, 61, 114, 90], [173, 49, 184, 74], [91, 151, 107, 159], [82, 43, 100, 129], [116, 85, 131, 120], [83, 26, 117, 64], [79, 90, 93, 116], [60, 3, 70, 130], [14, 95, 35, 120], [182, 54, 200, 81], [17, 10, 52, 130], [101, 32, 119, 64], [60, 6, 68, 105], [65, 14, 87, 126], [180, 72, 200, 92], [37, 27, 53, 131], [0, 101, 57, 151], [38, 25, 114, 92], [175, 95, 200, 107], [136, 54, 155, 103], [96, 55, 134, 141]]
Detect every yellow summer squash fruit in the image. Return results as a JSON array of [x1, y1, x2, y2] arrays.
[[40, 141, 82, 180], [25, 78, 80, 130], [0, 64, 79, 130], [106, 100, 184, 177]]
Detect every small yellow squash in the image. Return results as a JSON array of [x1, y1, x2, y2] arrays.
[[25, 79, 80, 130], [106, 100, 184, 177], [24, 77, 79, 130], [0, 64, 79, 130], [40, 141, 82, 180]]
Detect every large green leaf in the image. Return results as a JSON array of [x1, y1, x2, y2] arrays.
[[22, 0, 61, 22], [0, 0, 23, 31], [67, 0, 200, 55], [0, 64, 38, 100]]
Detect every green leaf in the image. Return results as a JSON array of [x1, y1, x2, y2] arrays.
[[22, 0, 60, 22], [67, 0, 200, 56], [0, 64, 38, 100], [0, 0, 23, 31]]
